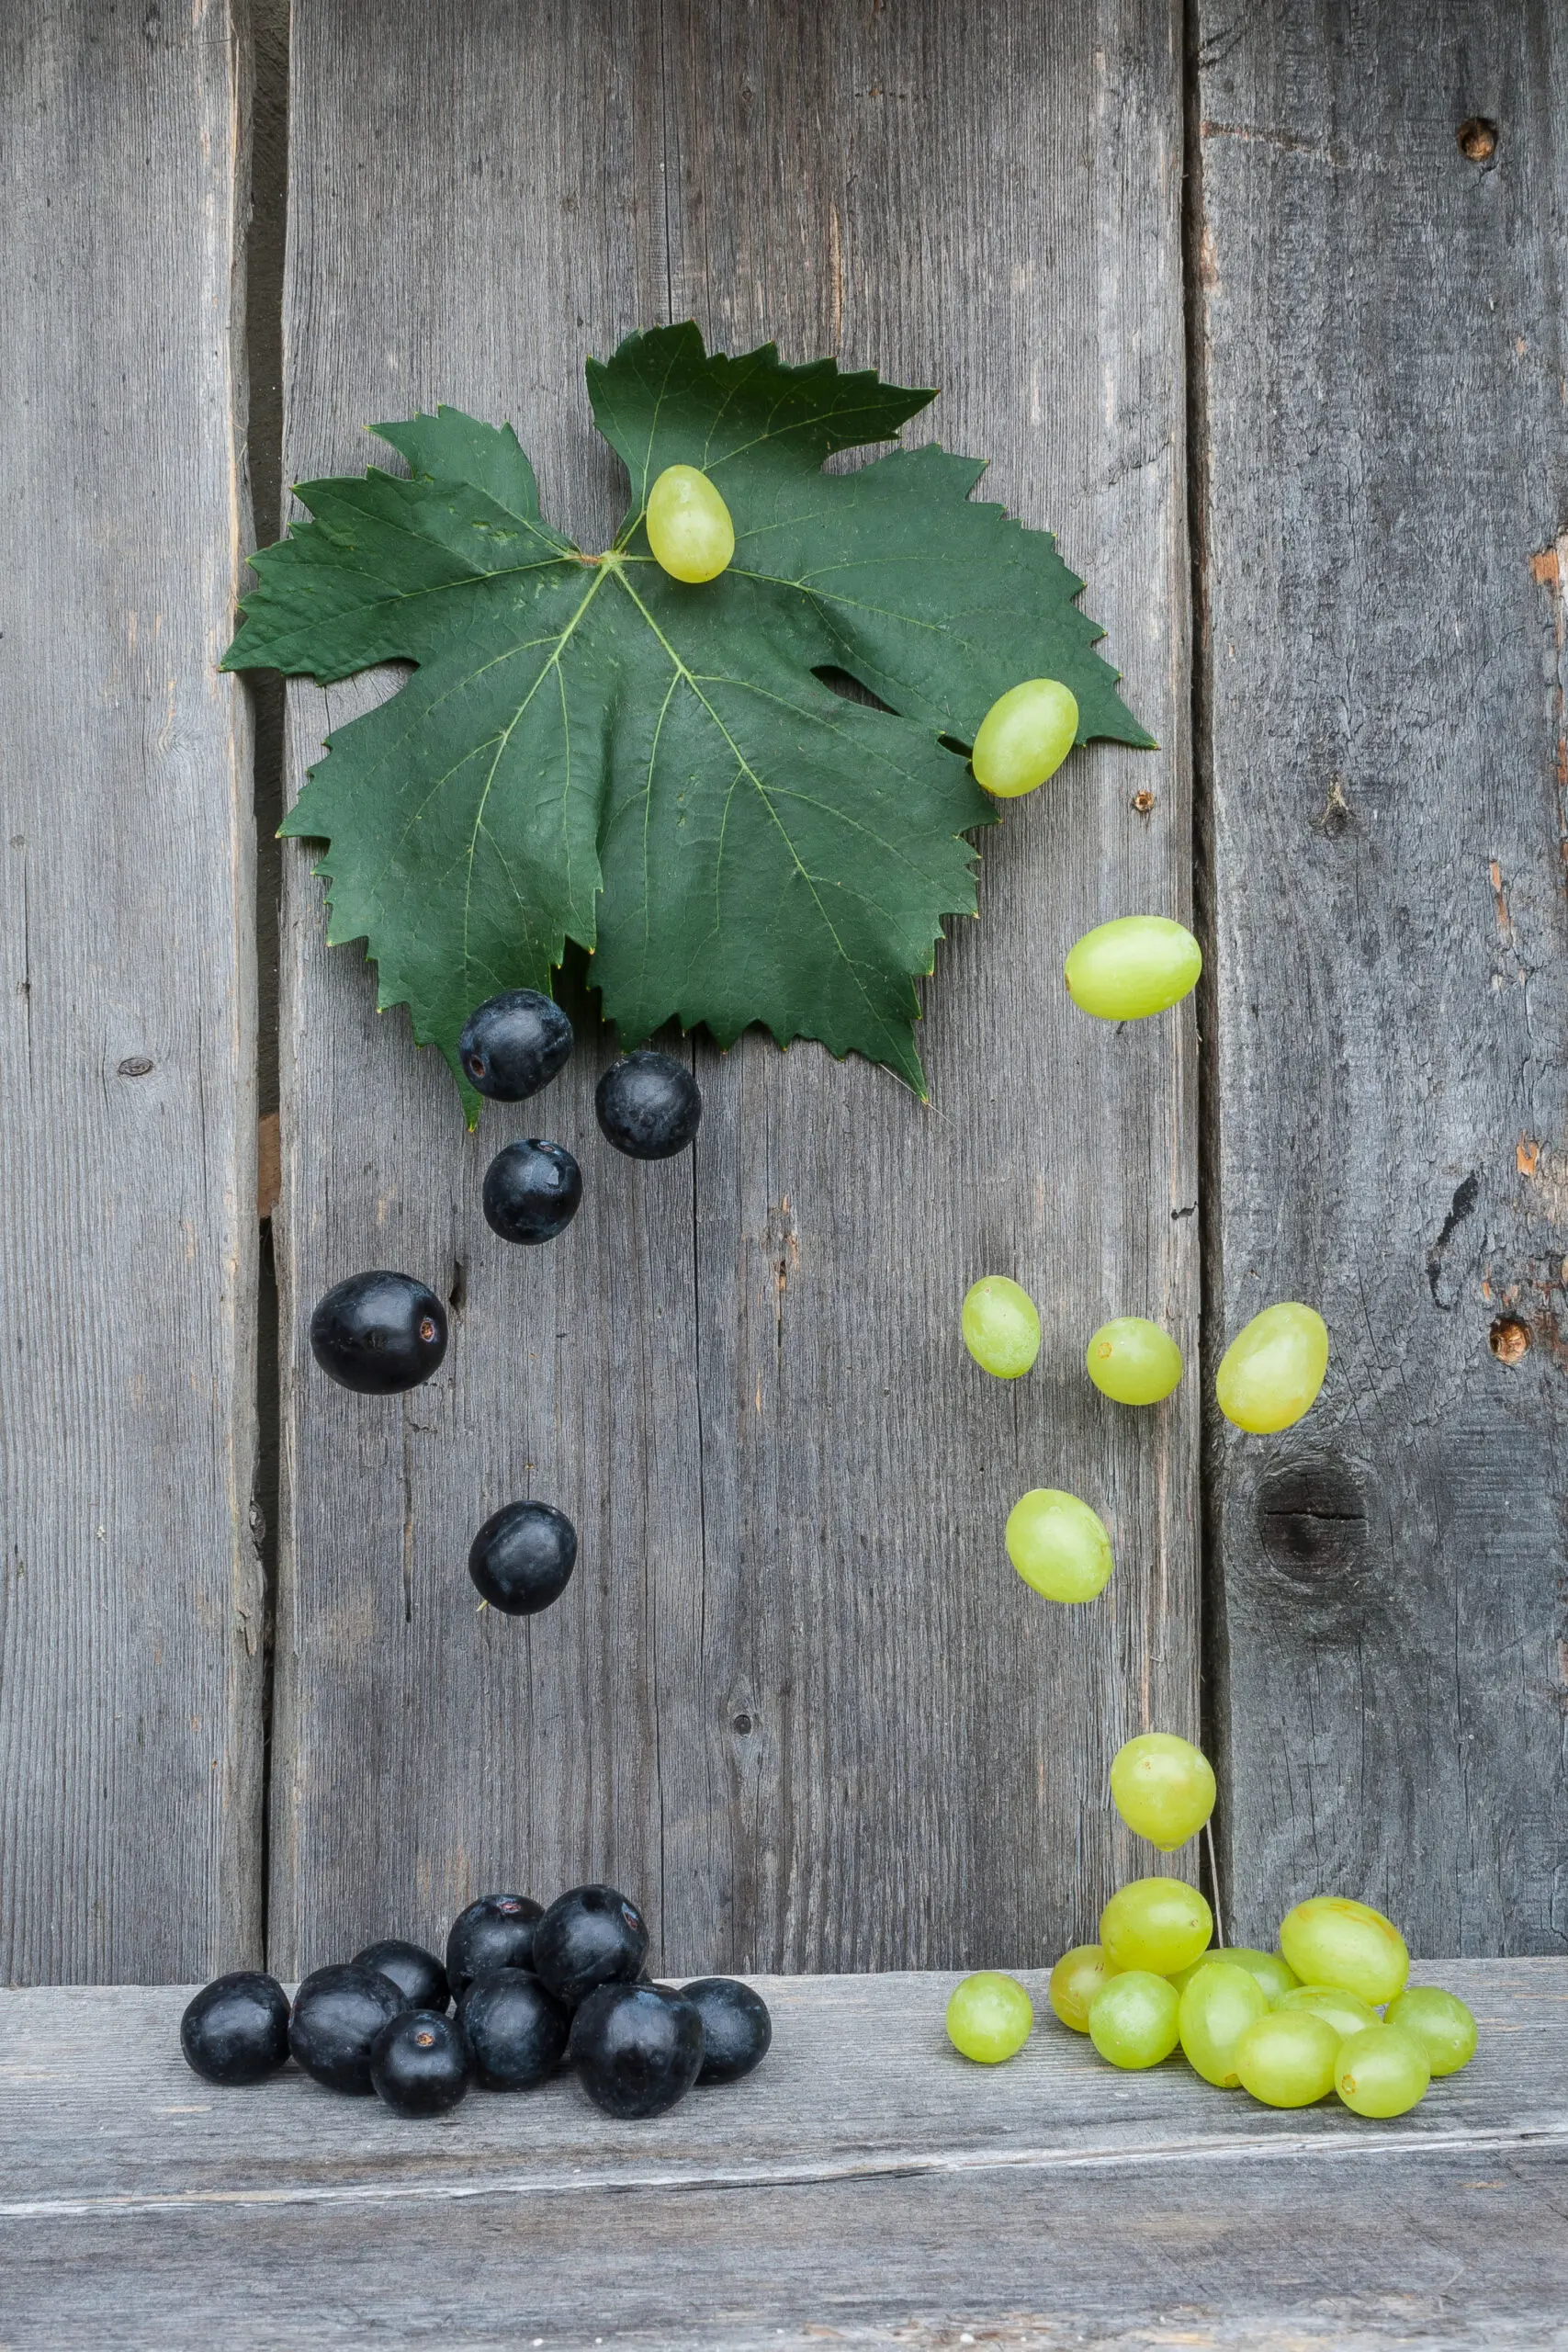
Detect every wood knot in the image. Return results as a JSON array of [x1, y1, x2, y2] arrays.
[[1244, 1453, 1379, 1641], [1457, 117, 1498, 163], [1489, 1315, 1530, 1363], [117, 1056, 154, 1079]]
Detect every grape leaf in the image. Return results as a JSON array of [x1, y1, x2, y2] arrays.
[[223, 322, 1151, 1117]]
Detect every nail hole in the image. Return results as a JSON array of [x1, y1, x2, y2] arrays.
[[732, 1713, 752, 1735], [117, 1056, 153, 1079], [447, 1260, 467, 1315], [1489, 1315, 1529, 1363], [1457, 117, 1497, 163]]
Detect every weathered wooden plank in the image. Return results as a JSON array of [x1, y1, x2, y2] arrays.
[[1194, 4, 1568, 1951], [0, 2, 261, 1980], [0, 1966, 1562, 2346], [274, 0, 1194, 1975]]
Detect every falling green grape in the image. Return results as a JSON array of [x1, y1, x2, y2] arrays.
[[1385, 1986, 1477, 2077], [971, 678, 1079, 797], [1064, 916, 1201, 1022], [1088, 1970, 1180, 2070], [945, 1971, 1034, 2064], [1100, 1875, 1213, 1977], [1207, 1947, 1299, 2006], [1047, 1943, 1115, 2033], [1110, 1732, 1216, 1850], [1278, 1984, 1382, 2041], [1278, 1895, 1409, 2007], [1178, 1960, 1269, 2087], [962, 1276, 1042, 1378], [1235, 2009, 1340, 2108], [1334, 2023, 1430, 2118], [646, 463, 736, 582], [1215, 1303, 1329, 1433], [1005, 1489, 1113, 1602], [1085, 1317, 1183, 1406]]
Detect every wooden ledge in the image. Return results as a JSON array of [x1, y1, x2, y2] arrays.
[[1, 1961, 1564, 2346]]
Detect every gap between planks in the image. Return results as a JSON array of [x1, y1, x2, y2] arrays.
[[2, 2120, 1562, 2224]]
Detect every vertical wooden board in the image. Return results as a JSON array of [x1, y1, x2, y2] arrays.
[[1195, 2, 1568, 1951], [0, 1, 260, 1980], [662, 0, 1197, 1967], [274, 0, 1193, 1973]]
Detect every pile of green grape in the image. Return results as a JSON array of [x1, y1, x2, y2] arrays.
[[946, 1726, 1477, 2119]]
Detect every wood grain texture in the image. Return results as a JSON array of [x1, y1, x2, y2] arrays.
[[272, 0, 1195, 1978], [1193, 3, 1568, 1952], [0, 1, 261, 1980], [0, 1964, 1563, 2346]]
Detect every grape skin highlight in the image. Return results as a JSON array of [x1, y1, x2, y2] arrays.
[[646, 463, 736, 582], [1100, 1875, 1213, 1977], [1110, 1732, 1216, 1850], [1215, 1302, 1329, 1433], [971, 679, 1079, 798], [1086, 1317, 1183, 1406], [1005, 1489, 1113, 1602], [1064, 916, 1201, 1022], [962, 1276, 1042, 1378]]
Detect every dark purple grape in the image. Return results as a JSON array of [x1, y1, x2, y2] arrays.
[[459, 989, 573, 1102], [369, 2009, 472, 2118], [482, 1138, 582, 1245], [180, 1971, 291, 2086], [682, 1976, 773, 2085], [309, 1271, 446, 1396], [569, 1983, 705, 2119], [468, 1501, 577, 1615], [354, 1939, 450, 2014], [446, 1893, 543, 1996], [458, 1968, 570, 2090], [288, 1964, 409, 2095], [594, 1051, 701, 1159], [533, 1884, 649, 2009]]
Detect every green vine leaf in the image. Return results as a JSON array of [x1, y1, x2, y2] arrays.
[[223, 322, 1151, 1119]]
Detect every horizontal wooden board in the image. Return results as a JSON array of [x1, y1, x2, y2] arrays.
[[0, 1964, 1562, 2346], [0, 0, 261, 1979], [1195, 0, 1568, 1950], [271, 0, 1196, 1977]]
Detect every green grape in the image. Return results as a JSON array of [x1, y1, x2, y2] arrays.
[[945, 1970, 1034, 2064], [1215, 1303, 1328, 1434], [646, 463, 735, 582], [1085, 1317, 1183, 1407], [1109, 1732, 1215, 1850], [971, 678, 1078, 798], [1047, 1944, 1114, 2034], [962, 1276, 1042, 1378], [1278, 1895, 1409, 2007], [1005, 1489, 1113, 1603], [1234, 2009, 1340, 2108], [1100, 1875, 1213, 1976], [1064, 916, 1201, 1023], [1278, 1984, 1382, 2041], [1213, 1947, 1299, 2006], [1385, 1986, 1477, 2077], [1088, 1970, 1180, 2070], [1334, 2023, 1430, 2118], [1178, 1961, 1269, 2088]]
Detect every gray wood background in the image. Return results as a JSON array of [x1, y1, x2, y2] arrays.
[[0, 0, 262, 1983], [0, 0, 1562, 1984]]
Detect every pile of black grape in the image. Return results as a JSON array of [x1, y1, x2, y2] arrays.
[[308, 992, 702, 1618], [181, 1883, 770, 2122]]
